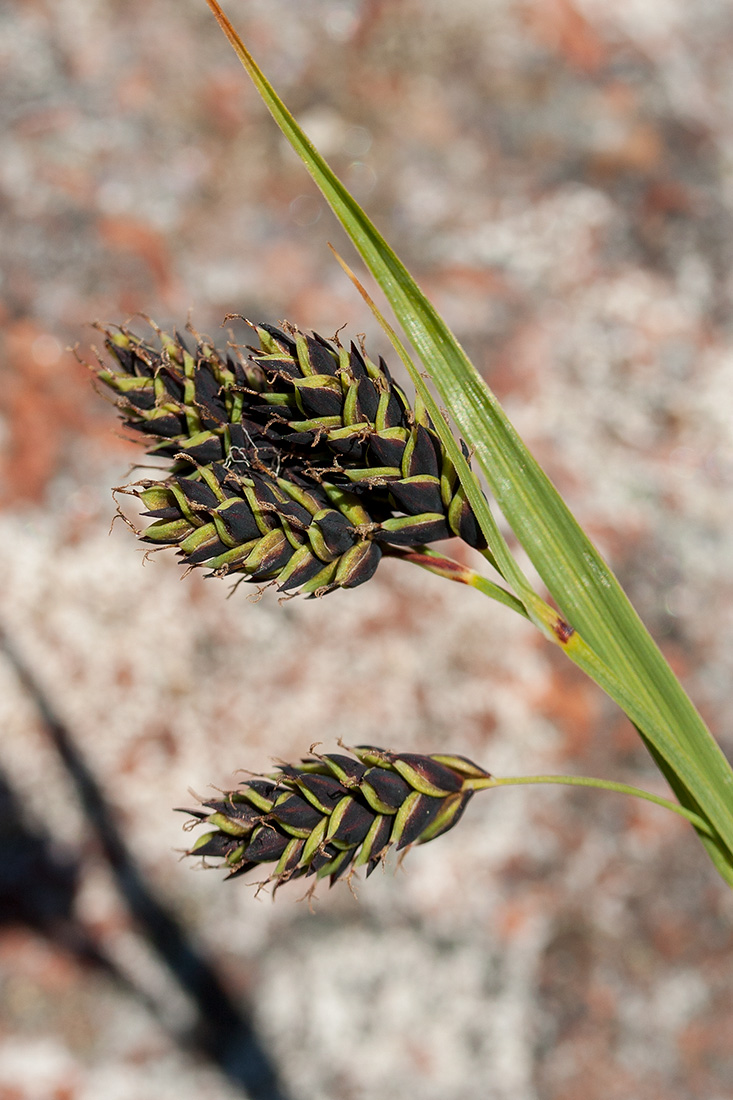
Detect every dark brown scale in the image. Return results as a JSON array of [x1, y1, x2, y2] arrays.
[[247, 538, 294, 578], [193, 833, 243, 859], [271, 793, 323, 831], [388, 477, 445, 517], [393, 754, 464, 794], [408, 426, 441, 479], [340, 542, 382, 588], [296, 384, 343, 419], [382, 389, 408, 429], [125, 389, 156, 411], [271, 498, 314, 529], [309, 844, 342, 874], [368, 433, 405, 468], [248, 473, 280, 506], [224, 860, 258, 880], [454, 507, 486, 551], [229, 356, 256, 388], [244, 827, 290, 863], [348, 344, 369, 381], [177, 477, 220, 509], [427, 790, 473, 841], [364, 815, 393, 876], [104, 340, 136, 375], [175, 436, 223, 464], [159, 369, 185, 403], [362, 768, 411, 810], [142, 505, 181, 520], [215, 500, 261, 544], [328, 799, 375, 847], [306, 334, 340, 376], [376, 516, 451, 546], [260, 357, 301, 380], [260, 324, 298, 356], [107, 340, 151, 379], [327, 853, 354, 884], [244, 780, 279, 806], [316, 511, 357, 557], [356, 376, 380, 421], [277, 553, 328, 591], [134, 413, 182, 439], [193, 363, 228, 420], [396, 794, 445, 850], [377, 354, 393, 385], [278, 839, 305, 878], [209, 464, 238, 490], [327, 433, 368, 461], [321, 754, 367, 783], [203, 800, 261, 829], [185, 538, 231, 565], [226, 421, 255, 453], [287, 771, 349, 811]]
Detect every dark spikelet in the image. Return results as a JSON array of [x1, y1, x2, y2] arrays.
[[94, 316, 492, 599], [181, 746, 490, 891]]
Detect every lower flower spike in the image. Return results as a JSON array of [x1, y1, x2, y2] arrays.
[[179, 746, 491, 890]]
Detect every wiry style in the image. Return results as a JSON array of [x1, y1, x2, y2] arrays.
[[181, 746, 491, 889], [96, 318, 489, 595]]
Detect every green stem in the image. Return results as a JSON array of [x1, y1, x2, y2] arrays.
[[466, 773, 716, 838], [381, 545, 529, 619]]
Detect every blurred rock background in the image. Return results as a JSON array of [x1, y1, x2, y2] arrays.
[[1, 0, 733, 1097]]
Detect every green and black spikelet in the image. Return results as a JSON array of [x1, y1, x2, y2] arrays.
[[181, 746, 491, 888], [96, 317, 488, 595]]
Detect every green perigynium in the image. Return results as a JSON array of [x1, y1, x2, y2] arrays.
[[95, 318, 488, 595], [181, 746, 491, 888]]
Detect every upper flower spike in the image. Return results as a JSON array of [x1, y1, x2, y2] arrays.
[[95, 317, 490, 594]]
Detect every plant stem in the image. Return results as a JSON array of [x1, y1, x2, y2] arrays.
[[382, 545, 529, 618], [465, 773, 716, 837]]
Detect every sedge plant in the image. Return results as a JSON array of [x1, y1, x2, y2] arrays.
[[93, 1, 733, 892]]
